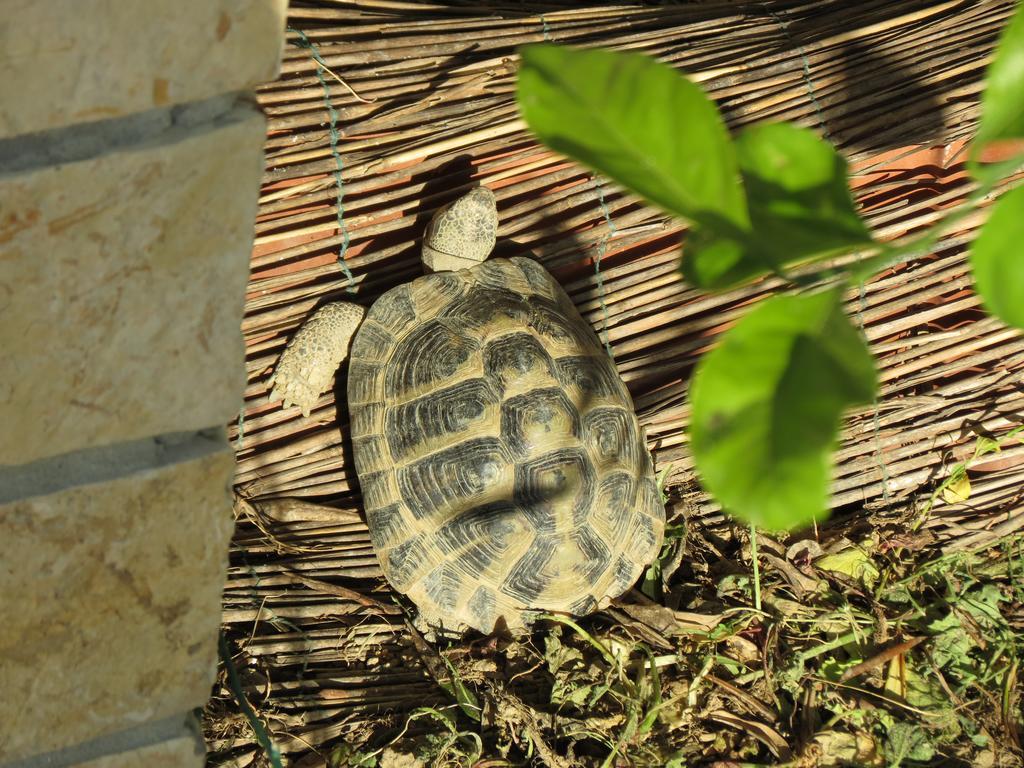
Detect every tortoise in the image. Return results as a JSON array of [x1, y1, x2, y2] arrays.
[[270, 187, 665, 633]]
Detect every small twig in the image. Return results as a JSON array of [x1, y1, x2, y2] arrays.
[[838, 635, 926, 683], [706, 674, 779, 723], [287, 27, 376, 104], [289, 572, 402, 615], [314, 59, 377, 104]]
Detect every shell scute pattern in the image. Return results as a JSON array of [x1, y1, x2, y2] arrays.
[[349, 402, 384, 441], [584, 407, 638, 467], [608, 555, 640, 595], [371, 283, 418, 335], [349, 321, 394, 364], [500, 388, 581, 458], [473, 257, 535, 292], [556, 356, 624, 400], [513, 448, 596, 533], [383, 320, 480, 402], [438, 288, 533, 332], [396, 437, 514, 521], [347, 361, 385, 407], [421, 564, 462, 615], [385, 378, 499, 462], [365, 503, 405, 550], [435, 501, 523, 556], [592, 473, 636, 542], [467, 585, 497, 629], [516, 257, 560, 299], [570, 595, 600, 616], [350, 434, 389, 474], [484, 337, 559, 402], [500, 536, 558, 604], [437, 502, 530, 585], [360, 468, 398, 511], [384, 533, 432, 591], [570, 527, 613, 582], [623, 510, 660, 564], [408, 271, 465, 316], [349, 257, 665, 632], [528, 304, 589, 346]]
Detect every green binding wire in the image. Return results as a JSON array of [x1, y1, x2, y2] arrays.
[[288, 27, 356, 292], [538, 17, 615, 359], [592, 176, 617, 359]]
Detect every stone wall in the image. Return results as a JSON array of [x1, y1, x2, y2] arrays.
[[0, 2, 285, 765]]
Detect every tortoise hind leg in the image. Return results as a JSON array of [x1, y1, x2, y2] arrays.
[[269, 301, 366, 417]]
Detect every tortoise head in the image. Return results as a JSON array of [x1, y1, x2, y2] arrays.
[[421, 186, 498, 274]]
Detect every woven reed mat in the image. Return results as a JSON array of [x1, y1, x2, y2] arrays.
[[208, 1, 1022, 764]]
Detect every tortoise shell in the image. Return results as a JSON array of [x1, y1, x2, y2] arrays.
[[348, 257, 665, 633]]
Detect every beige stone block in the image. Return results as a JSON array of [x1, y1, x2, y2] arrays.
[[76, 731, 205, 768], [0, 435, 235, 762], [0, 0, 286, 138], [0, 106, 265, 466]]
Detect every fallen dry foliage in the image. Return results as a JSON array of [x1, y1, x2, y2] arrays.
[[206, 1, 1024, 765]]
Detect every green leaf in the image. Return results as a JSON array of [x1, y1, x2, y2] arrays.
[[972, 1, 1024, 165], [689, 288, 877, 530], [820, 656, 862, 682], [684, 124, 874, 289], [959, 583, 1007, 628], [928, 612, 974, 674], [680, 229, 756, 290], [441, 657, 482, 723], [883, 721, 935, 764], [517, 46, 878, 292], [738, 124, 873, 262], [517, 43, 749, 232], [815, 544, 881, 588], [969, 185, 1024, 329]]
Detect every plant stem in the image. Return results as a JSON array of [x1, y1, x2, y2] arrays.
[[542, 613, 619, 667], [219, 633, 283, 768], [800, 153, 1023, 288], [750, 523, 762, 613]]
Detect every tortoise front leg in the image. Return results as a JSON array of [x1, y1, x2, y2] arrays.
[[269, 302, 366, 417]]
